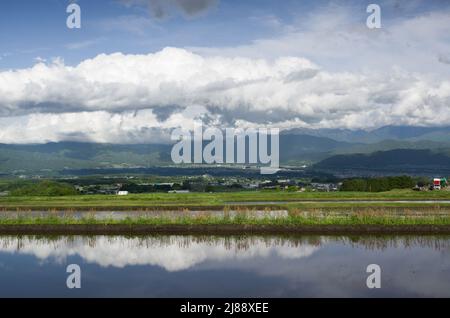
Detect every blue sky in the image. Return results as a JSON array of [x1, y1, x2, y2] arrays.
[[0, 0, 300, 68], [1, 0, 448, 69], [0, 0, 450, 143]]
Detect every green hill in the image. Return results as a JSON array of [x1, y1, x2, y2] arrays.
[[315, 149, 450, 175]]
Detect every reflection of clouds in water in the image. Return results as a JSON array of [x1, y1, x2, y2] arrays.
[[0, 235, 449, 297], [247, 240, 450, 298], [0, 236, 319, 272]]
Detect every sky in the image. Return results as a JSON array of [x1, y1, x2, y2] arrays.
[[0, 0, 450, 144]]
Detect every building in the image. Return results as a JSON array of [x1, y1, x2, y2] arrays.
[[311, 183, 339, 192], [433, 178, 448, 190]]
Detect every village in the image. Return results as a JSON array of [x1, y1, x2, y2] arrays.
[[68, 175, 448, 196], [73, 177, 333, 195]]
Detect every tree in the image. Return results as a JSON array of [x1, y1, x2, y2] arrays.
[[10, 180, 78, 196]]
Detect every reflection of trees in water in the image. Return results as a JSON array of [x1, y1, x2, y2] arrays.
[[145, 235, 325, 251], [0, 235, 449, 252], [343, 235, 450, 251]]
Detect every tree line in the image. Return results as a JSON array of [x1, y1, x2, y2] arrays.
[[340, 176, 416, 192]]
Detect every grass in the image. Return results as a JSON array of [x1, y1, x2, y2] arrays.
[[1, 214, 449, 226], [1, 206, 450, 226], [1, 190, 450, 229], [1, 189, 450, 211]]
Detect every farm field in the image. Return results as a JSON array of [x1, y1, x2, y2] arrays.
[[1, 189, 450, 210]]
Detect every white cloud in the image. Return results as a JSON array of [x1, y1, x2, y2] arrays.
[[190, 8, 450, 75], [0, 47, 321, 118], [0, 48, 449, 131], [1, 5, 450, 143], [0, 236, 319, 272], [0, 106, 208, 144]]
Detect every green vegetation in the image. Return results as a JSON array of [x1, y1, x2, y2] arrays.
[[1, 189, 450, 228], [1, 189, 450, 210], [315, 149, 450, 171], [9, 181, 78, 196], [341, 176, 416, 192], [1, 212, 449, 226], [0, 142, 171, 173]]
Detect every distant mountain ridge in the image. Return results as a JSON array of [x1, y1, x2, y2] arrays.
[[1, 125, 450, 175], [315, 149, 450, 176], [284, 125, 450, 143], [0, 135, 348, 173]]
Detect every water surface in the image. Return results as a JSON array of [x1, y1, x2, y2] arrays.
[[0, 235, 449, 297]]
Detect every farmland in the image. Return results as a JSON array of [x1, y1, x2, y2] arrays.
[[1, 189, 450, 210]]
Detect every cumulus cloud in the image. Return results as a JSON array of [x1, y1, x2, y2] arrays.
[[0, 1, 449, 144], [1, 46, 450, 144], [0, 47, 321, 117], [0, 106, 211, 144], [120, 0, 218, 19]]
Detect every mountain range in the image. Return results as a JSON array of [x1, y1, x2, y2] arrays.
[[1, 125, 450, 176]]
